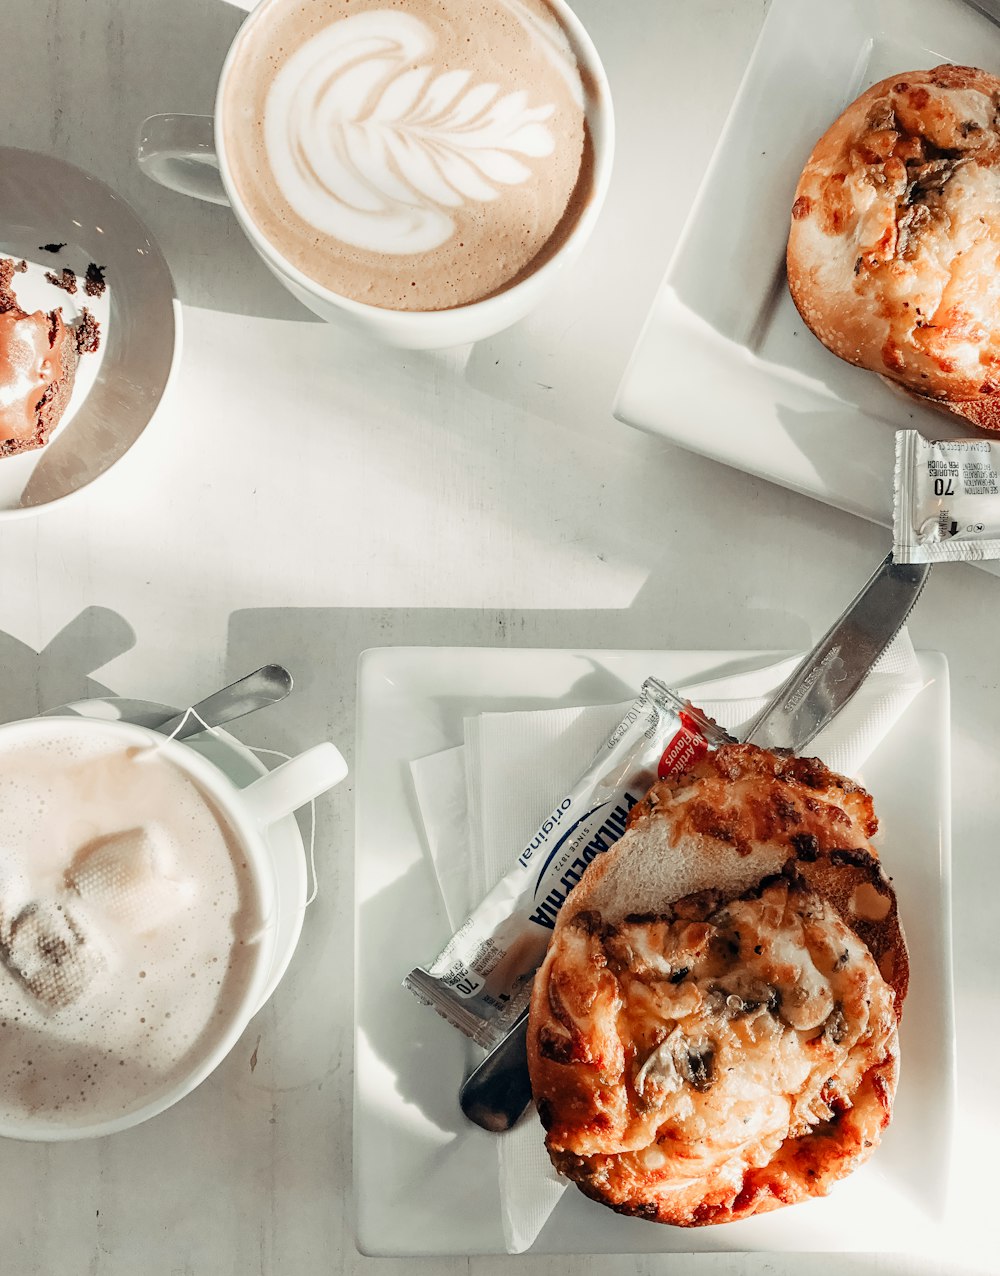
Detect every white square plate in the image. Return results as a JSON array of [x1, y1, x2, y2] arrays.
[[613, 0, 1000, 568], [353, 647, 954, 1256]]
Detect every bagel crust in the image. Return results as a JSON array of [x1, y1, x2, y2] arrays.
[[527, 745, 906, 1227], [786, 65, 1000, 426]]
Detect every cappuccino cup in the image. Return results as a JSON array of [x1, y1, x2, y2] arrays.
[[0, 715, 346, 1141], [138, 0, 613, 348]]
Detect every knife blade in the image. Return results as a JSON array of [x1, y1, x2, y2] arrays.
[[458, 550, 931, 1132], [742, 551, 930, 751]]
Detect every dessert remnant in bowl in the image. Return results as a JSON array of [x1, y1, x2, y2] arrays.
[[0, 256, 101, 457]]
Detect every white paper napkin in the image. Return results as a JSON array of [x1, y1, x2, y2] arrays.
[[409, 632, 924, 1252]]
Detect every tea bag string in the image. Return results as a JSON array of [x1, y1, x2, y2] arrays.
[[154, 706, 319, 907]]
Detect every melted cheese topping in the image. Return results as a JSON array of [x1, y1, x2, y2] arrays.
[[788, 65, 1000, 402], [535, 879, 897, 1208]]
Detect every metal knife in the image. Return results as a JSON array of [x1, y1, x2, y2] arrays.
[[742, 551, 930, 751], [967, 1, 1000, 31], [458, 550, 931, 1132]]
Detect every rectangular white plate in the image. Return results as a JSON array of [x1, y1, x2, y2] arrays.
[[354, 647, 954, 1256], [613, 0, 1000, 572]]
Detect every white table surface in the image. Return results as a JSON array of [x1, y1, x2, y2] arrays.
[[0, 0, 994, 1272]]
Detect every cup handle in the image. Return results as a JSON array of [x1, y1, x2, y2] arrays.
[[138, 113, 230, 206], [239, 743, 348, 828]]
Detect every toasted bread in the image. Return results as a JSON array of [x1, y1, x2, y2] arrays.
[[527, 744, 907, 1226], [787, 65, 1000, 428]]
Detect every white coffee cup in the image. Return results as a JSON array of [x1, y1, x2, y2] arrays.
[[137, 0, 614, 349], [0, 715, 346, 1142]]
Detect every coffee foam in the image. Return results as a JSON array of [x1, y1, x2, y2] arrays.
[[223, 0, 590, 310], [0, 725, 265, 1127]]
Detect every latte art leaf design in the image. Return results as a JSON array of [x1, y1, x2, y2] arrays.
[[265, 11, 560, 255]]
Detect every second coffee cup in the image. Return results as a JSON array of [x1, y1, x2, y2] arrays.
[[0, 715, 345, 1141]]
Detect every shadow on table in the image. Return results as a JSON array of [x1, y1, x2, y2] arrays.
[[0, 607, 136, 722]]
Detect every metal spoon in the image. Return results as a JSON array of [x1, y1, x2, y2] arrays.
[[153, 665, 293, 739]]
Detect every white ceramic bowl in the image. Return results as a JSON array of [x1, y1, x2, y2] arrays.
[[0, 147, 180, 515]]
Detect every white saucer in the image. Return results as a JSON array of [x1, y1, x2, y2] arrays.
[[46, 696, 308, 1013], [0, 147, 180, 516]]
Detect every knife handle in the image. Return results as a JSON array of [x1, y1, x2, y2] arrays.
[[459, 1010, 531, 1132]]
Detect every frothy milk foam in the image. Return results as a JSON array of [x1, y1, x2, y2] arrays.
[[222, 0, 590, 310], [0, 723, 265, 1127]]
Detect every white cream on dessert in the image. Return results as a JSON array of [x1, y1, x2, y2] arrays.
[[0, 311, 64, 442], [0, 725, 264, 1126]]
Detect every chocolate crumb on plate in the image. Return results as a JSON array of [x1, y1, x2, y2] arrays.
[[0, 258, 19, 312], [45, 268, 78, 295], [76, 308, 101, 355], [14, 260, 26, 273], [38, 242, 66, 253], [84, 263, 107, 298]]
